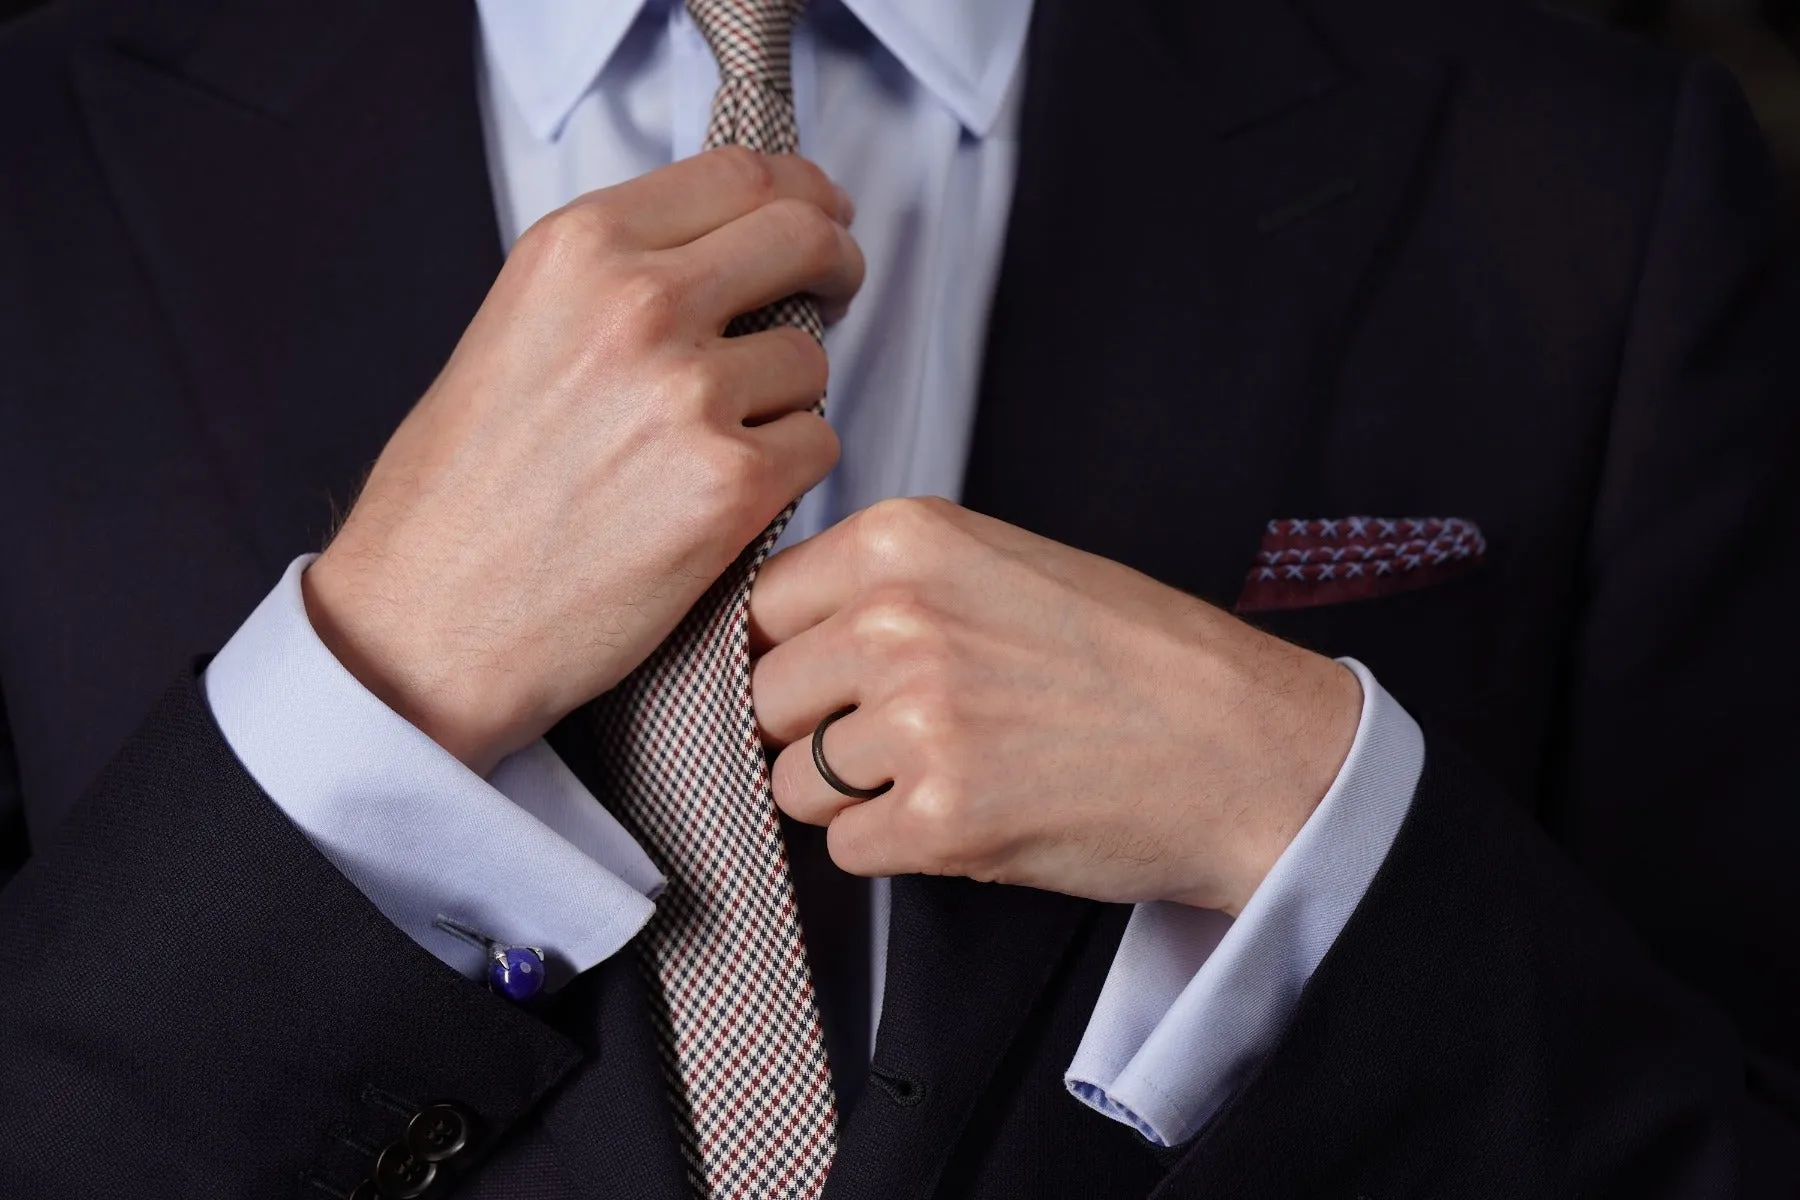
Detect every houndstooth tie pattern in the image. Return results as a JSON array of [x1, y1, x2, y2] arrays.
[[589, 1, 837, 1197]]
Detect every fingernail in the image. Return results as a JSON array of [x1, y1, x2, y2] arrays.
[[834, 185, 856, 226]]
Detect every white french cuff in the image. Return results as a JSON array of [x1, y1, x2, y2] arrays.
[[204, 555, 665, 986], [1063, 657, 1425, 1147]]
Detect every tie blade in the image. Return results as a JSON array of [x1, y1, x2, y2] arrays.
[[594, 7, 839, 1191]]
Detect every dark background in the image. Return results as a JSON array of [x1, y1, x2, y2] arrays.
[[3, 0, 1799, 201], [1562, 0, 1800, 207]]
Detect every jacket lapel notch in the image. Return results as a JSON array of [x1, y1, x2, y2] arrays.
[[826, 877, 1094, 1198], [73, 0, 503, 570], [964, 0, 1452, 611]]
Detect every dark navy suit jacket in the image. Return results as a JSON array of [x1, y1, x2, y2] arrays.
[[1, 0, 1798, 1194]]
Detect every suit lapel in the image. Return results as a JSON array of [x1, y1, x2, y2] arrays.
[[962, 0, 1452, 609], [72, 0, 503, 569]]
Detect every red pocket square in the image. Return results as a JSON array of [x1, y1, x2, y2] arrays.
[[1234, 517, 1487, 613]]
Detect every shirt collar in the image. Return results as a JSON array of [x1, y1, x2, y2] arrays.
[[475, 0, 1033, 143]]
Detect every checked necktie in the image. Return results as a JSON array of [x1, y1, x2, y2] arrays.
[[590, 0, 838, 1197]]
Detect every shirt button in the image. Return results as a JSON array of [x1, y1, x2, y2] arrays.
[[406, 1102, 473, 1163], [373, 1141, 437, 1198]]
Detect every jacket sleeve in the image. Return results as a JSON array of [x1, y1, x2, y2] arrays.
[[1161, 61, 1800, 1198], [0, 669, 585, 1198]]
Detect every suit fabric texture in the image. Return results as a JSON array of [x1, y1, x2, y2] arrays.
[[1, 0, 1799, 1195]]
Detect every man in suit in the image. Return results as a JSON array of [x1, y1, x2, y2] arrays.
[[1, 0, 1798, 1195]]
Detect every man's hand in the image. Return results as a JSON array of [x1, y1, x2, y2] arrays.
[[305, 150, 864, 774], [748, 498, 1363, 917]]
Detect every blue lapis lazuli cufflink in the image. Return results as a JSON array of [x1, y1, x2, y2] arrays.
[[488, 944, 546, 1002], [432, 916, 547, 1002]]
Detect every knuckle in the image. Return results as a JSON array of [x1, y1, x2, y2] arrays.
[[789, 154, 834, 197], [841, 228, 868, 287], [825, 818, 879, 877], [522, 206, 584, 250], [582, 207, 634, 251], [777, 326, 830, 394], [526, 204, 616, 256], [612, 266, 684, 343], [849, 590, 937, 660], [667, 356, 728, 419], [711, 145, 776, 202], [510, 214, 583, 278], [577, 201, 634, 248], [882, 690, 953, 753], [692, 435, 765, 515], [769, 197, 842, 267], [898, 778, 968, 854], [769, 745, 812, 810], [796, 412, 843, 483], [903, 774, 1002, 880], [855, 497, 944, 566], [798, 410, 842, 475]]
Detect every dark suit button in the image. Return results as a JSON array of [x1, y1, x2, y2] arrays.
[[372, 1142, 437, 1198], [349, 1184, 382, 1200], [406, 1102, 473, 1162]]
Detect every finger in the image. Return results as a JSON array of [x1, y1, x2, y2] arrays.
[[704, 326, 829, 424], [740, 409, 840, 516], [677, 197, 866, 330], [750, 617, 863, 747], [747, 513, 864, 651], [769, 706, 896, 827], [824, 790, 914, 878], [750, 498, 975, 650], [564, 149, 850, 250]]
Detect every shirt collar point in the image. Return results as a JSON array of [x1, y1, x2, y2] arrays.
[[840, 0, 1032, 141], [524, 104, 578, 145], [951, 85, 1009, 141], [933, 57, 1024, 141], [477, 0, 649, 145]]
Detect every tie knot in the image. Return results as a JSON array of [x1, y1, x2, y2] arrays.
[[686, 0, 806, 89]]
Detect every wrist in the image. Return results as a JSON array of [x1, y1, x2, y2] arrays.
[[301, 551, 526, 775], [1173, 645, 1363, 918]]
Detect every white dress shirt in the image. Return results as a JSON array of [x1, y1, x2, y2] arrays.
[[203, 0, 1424, 1149]]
